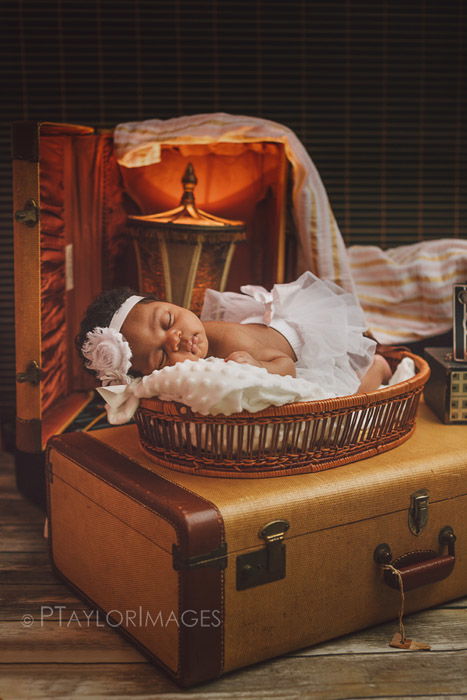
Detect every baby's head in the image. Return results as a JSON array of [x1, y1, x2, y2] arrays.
[[76, 288, 208, 385]]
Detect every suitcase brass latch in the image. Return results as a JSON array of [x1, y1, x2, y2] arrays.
[[236, 519, 290, 590], [408, 489, 429, 535], [15, 199, 39, 227]]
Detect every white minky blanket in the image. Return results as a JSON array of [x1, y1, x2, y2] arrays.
[[97, 356, 416, 425]]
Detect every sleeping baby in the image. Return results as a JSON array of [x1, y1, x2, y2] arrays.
[[76, 272, 391, 396]]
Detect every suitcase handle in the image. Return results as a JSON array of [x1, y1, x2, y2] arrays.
[[374, 526, 456, 591]]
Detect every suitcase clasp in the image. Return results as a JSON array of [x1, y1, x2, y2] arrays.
[[16, 360, 44, 386], [15, 199, 39, 228], [236, 519, 289, 590], [408, 489, 429, 535]]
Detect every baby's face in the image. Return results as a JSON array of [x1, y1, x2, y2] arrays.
[[121, 300, 208, 375]]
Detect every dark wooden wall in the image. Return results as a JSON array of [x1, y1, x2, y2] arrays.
[[1, 0, 466, 421]]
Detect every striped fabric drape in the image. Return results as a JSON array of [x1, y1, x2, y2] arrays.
[[1, 0, 465, 417], [348, 239, 467, 343]]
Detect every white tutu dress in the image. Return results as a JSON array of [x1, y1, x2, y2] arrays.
[[201, 271, 376, 398]]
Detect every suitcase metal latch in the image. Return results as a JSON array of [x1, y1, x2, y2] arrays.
[[16, 360, 44, 386], [15, 199, 39, 227], [408, 489, 429, 535], [236, 519, 289, 590]]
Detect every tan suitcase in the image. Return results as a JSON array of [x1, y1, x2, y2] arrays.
[[12, 120, 288, 506], [47, 400, 467, 687]]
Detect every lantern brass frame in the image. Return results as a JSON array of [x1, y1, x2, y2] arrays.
[[128, 163, 246, 313]]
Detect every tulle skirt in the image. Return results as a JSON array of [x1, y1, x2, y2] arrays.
[[201, 271, 376, 397]]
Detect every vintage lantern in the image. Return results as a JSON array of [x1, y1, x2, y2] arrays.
[[128, 163, 246, 315]]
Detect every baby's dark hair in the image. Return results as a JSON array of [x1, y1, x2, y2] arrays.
[[75, 287, 157, 377]]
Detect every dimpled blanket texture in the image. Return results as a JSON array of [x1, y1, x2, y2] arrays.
[[97, 356, 416, 425], [98, 358, 328, 424]]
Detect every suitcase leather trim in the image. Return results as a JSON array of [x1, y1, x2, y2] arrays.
[[46, 431, 226, 687]]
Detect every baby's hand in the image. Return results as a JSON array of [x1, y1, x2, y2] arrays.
[[224, 351, 263, 369]]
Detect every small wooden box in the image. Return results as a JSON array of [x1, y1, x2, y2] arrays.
[[424, 347, 467, 424]]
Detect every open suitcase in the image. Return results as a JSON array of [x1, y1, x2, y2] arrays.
[[47, 400, 467, 687], [12, 120, 290, 506]]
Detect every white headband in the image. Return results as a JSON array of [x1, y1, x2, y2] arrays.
[[81, 294, 145, 386], [109, 295, 145, 332]]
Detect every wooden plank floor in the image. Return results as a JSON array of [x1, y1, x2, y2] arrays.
[[1, 450, 466, 699]]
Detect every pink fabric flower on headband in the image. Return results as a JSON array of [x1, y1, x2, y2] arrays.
[[81, 327, 133, 386]]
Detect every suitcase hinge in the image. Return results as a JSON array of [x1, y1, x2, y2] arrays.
[[15, 199, 39, 227], [172, 542, 227, 570], [408, 489, 429, 535], [236, 519, 290, 590], [16, 361, 44, 386]]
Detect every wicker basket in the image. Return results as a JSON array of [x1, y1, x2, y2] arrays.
[[134, 350, 430, 478]]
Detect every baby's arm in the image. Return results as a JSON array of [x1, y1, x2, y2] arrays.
[[225, 349, 296, 377], [203, 321, 296, 377]]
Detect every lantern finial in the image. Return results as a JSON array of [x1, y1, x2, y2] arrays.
[[181, 163, 198, 206]]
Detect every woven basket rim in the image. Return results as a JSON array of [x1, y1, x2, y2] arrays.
[[138, 349, 429, 420]]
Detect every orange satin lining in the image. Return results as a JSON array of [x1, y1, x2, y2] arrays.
[[40, 135, 68, 413], [38, 135, 286, 416], [39, 132, 127, 413]]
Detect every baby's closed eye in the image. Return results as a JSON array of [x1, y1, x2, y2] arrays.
[[163, 311, 173, 330]]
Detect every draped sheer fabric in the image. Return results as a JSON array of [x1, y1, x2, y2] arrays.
[[115, 112, 467, 343], [114, 112, 354, 293]]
